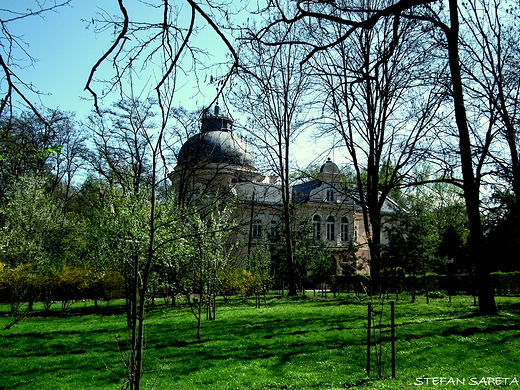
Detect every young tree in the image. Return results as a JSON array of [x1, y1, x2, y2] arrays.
[[245, 239, 273, 307], [181, 203, 236, 338], [0, 176, 83, 311], [82, 1, 246, 385]]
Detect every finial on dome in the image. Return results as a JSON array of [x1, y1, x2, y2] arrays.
[[214, 102, 220, 116]]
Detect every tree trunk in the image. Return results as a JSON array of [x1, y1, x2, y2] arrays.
[[446, 0, 495, 315], [282, 170, 297, 296]]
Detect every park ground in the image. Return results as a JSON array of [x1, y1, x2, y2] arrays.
[[0, 293, 519, 389]]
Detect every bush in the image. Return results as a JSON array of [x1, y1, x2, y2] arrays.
[[491, 271, 520, 295], [0, 265, 126, 310], [0, 264, 35, 313]]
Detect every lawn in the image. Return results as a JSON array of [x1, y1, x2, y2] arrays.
[[0, 294, 519, 389]]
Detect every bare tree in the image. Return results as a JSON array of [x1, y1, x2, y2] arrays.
[[387, 0, 497, 313], [304, 0, 445, 294], [252, 0, 497, 314], [0, 109, 87, 202], [458, 0, 520, 199], [232, 22, 315, 296], [84, 2, 245, 388]]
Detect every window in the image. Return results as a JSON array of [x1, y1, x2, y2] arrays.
[[270, 219, 280, 238], [326, 216, 335, 241], [326, 188, 334, 202], [252, 219, 262, 238], [341, 216, 349, 242], [354, 225, 359, 242], [313, 215, 322, 241]]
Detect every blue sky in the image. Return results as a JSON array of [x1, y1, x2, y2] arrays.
[[2, 1, 333, 171], [4, 1, 231, 120]]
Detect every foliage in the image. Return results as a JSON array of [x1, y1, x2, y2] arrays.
[[384, 182, 471, 279], [484, 192, 520, 272], [0, 265, 125, 307], [491, 271, 520, 295], [0, 176, 86, 309], [180, 201, 237, 337]]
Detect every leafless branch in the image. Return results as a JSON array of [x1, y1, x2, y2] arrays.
[[84, 0, 130, 116]]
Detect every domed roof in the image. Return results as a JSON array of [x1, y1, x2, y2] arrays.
[[320, 158, 340, 174], [177, 130, 254, 168], [177, 105, 254, 168]]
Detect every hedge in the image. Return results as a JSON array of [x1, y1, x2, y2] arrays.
[[0, 265, 125, 310], [334, 271, 520, 297]]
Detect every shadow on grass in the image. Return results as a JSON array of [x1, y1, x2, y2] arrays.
[[3, 296, 519, 389], [441, 322, 520, 337], [397, 309, 520, 343], [24, 303, 128, 318]]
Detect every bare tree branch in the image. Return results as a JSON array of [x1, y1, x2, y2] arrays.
[[84, 0, 130, 116]]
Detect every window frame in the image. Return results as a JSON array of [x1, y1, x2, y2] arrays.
[[313, 214, 322, 241], [326, 215, 336, 241]]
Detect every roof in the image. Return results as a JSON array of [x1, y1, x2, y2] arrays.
[[177, 130, 254, 168], [292, 180, 322, 203]]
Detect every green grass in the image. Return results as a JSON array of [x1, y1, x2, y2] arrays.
[[0, 294, 519, 389]]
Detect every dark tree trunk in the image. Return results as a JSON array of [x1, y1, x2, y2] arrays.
[[446, 0, 495, 315]]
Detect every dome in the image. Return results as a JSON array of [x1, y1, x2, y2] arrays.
[[177, 130, 254, 168], [177, 105, 254, 168], [320, 158, 340, 174]]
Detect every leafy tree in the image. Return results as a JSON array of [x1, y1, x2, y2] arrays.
[[0, 175, 84, 311], [181, 202, 236, 338]]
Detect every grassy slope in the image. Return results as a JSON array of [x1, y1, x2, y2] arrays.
[[0, 295, 519, 389]]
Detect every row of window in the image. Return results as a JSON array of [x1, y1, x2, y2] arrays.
[[252, 219, 278, 239], [252, 215, 357, 243], [313, 215, 352, 242]]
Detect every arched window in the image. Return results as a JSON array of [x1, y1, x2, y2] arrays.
[[313, 215, 322, 241], [341, 216, 349, 242], [326, 216, 335, 241]]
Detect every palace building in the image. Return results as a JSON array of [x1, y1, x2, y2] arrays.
[[170, 104, 394, 275]]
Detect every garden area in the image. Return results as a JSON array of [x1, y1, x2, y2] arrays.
[[1, 293, 519, 390]]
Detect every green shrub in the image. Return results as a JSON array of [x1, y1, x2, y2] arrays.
[[491, 271, 520, 295]]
